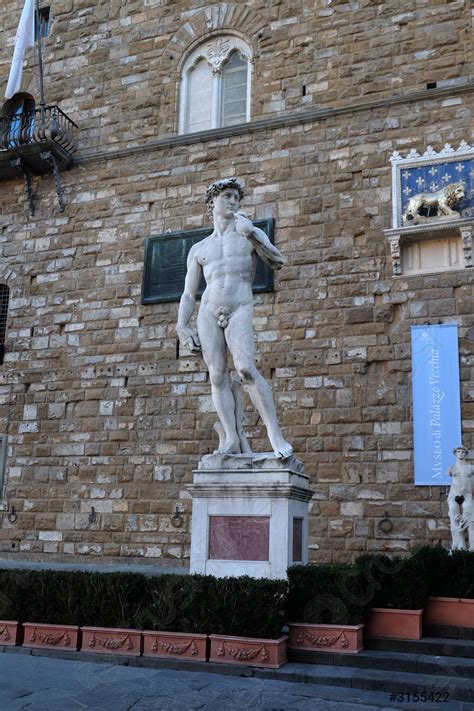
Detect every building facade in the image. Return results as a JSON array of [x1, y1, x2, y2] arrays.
[[0, 0, 472, 566]]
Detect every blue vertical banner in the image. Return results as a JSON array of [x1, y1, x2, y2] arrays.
[[411, 324, 462, 486]]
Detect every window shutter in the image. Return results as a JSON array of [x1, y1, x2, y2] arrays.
[[0, 285, 9, 365], [221, 52, 248, 127], [0, 435, 6, 496], [186, 60, 213, 133]]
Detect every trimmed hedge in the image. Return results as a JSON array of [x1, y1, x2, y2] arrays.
[[354, 553, 429, 611], [287, 564, 371, 625], [202, 576, 287, 639], [1, 547, 472, 635], [0, 570, 287, 640], [410, 546, 474, 599]]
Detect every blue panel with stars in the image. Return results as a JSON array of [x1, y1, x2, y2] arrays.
[[400, 158, 473, 219]]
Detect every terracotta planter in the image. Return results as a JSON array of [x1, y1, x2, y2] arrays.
[[209, 634, 287, 669], [81, 626, 141, 656], [424, 596, 474, 628], [288, 622, 363, 653], [142, 631, 207, 661], [0, 620, 21, 646], [365, 608, 423, 640], [23, 623, 80, 650]]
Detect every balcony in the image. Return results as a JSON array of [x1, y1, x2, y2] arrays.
[[0, 105, 78, 213]]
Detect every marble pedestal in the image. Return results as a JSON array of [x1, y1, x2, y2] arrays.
[[188, 453, 313, 579]]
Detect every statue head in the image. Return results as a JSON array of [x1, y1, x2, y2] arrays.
[[205, 178, 244, 219], [453, 445, 468, 459]]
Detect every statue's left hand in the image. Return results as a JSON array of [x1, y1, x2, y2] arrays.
[[235, 211, 254, 238]]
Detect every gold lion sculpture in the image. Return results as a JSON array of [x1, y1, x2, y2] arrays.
[[402, 182, 465, 225]]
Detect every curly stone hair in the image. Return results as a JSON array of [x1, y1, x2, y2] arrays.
[[205, 178, 244, 219]]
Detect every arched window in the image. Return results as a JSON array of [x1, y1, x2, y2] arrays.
[[1, 93, 35, 149], [0, 285, 10, 365], [179, 36, 252, 135]]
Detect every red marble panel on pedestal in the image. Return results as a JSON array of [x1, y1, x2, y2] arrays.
[[292, 517, 303, 563], [208, 515, 270, 561]]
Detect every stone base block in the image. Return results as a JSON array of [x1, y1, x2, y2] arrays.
[[188, 453, 312, 579]]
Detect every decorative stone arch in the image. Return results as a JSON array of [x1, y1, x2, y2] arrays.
[[0, 266, 18, 285], [0, 71, 39, 116], [165, 4, 269, 60]]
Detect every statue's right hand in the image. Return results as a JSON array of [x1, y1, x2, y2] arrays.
[[177, 326, 201, 353]]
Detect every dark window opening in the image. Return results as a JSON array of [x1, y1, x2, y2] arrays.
[[426, 82, 437, 89], [36, 7, 50, 41], [0, 285, 10, 365], [1, 93, 35, 149]]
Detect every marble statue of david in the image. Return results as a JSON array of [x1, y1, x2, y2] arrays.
[[176, 178, 293, 459]]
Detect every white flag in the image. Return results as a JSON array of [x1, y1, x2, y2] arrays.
[[5, 0, 35, 100]]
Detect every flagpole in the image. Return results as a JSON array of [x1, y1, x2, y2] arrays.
[[34, 0, 46, 131]]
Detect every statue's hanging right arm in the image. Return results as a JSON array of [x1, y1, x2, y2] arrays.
[[176, 245, 202, 352]]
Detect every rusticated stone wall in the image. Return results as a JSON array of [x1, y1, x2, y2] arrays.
[[0, 0, 472, 565]]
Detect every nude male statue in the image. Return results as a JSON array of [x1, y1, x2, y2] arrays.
[[176, 178, 293, 458], [447, 445, 474, 551]]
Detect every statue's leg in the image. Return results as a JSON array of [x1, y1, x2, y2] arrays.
[[230, 375, 253, 454], [448, 499, 466, 550], [197, 308, 240, 454], [463, 498, 474, 551], [469, 523, 474, 553], [225, 305, 293, 458]]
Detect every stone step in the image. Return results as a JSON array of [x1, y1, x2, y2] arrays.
[[365, 635, 474, 658], [265, 663, 474, 704], [424, 624, 474, 641], [4, 645, 473, 707], [262, 682, 473, 711], [288, 647, 474, 679], [254, 680, 474, 711]]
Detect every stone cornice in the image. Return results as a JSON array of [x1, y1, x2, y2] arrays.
[[73, 81, 474, 166], [187, 484, 314, 502]]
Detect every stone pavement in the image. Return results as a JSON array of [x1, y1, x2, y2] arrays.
[[1, 650, 472, 711]]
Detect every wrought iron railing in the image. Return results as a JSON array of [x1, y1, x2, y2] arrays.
[[0, 105, 78, 154]]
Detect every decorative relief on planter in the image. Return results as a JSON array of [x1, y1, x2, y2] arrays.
[[209, 634, 287, 668], [23, 623, 79, 650], [217, 640, 269, 662], [0, 625, 11, 643], [154, 638, 199, 655], [289, 623, 363, 654], [81, 627, 141, 656], [296, 629, 349, 649], [142, 631, 207, 661], [0, 621, 20, 645], [88, 631, 133, 651], [31, 628, 71, 646]]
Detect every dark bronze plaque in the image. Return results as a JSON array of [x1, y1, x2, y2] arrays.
[[141, 218, 275, 304]]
